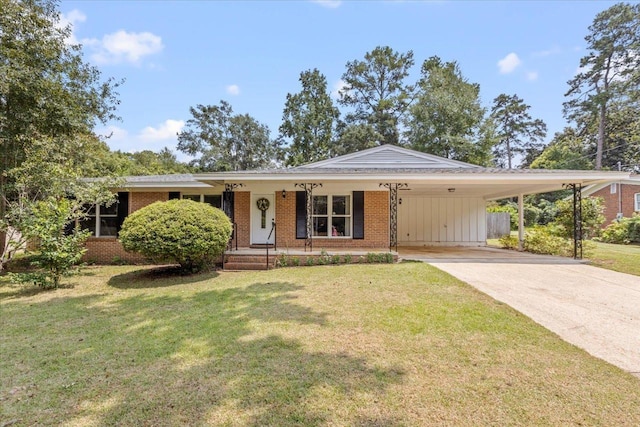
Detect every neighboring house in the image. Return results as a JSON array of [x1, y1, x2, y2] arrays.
[[583, 175, 640, 227], [82, 145, 629, 263]]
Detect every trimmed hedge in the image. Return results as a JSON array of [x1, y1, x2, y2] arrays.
[[119, 199, 232, 272]]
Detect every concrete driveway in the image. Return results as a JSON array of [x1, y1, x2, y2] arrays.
[[399, 247, 640, 378]]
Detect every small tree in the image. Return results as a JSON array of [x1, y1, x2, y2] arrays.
[[119, 200, 232, 272], [554, 196, 605, 239], [9, 198, 90, 289]]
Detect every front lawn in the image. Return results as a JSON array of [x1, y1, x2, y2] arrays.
[[2, 264, 639, 426], [587, 241, 640, 276]]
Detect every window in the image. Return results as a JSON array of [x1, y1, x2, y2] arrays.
[[635, 193, 640, 211], [312, 195, 351, 237], [182, 194, 222, 208], [610, 183, 617, 194], [80, 203, 119, 237]]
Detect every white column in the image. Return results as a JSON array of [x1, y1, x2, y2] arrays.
[[518, 194, 524, 251]]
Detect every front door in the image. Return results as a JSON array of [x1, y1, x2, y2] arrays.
[[251, 194, 275, 244]]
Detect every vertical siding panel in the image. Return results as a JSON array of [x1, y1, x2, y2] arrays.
[[454, 198, 463, 242], [424, 198, 432, 242], [433, 198, 441, 242], [409, 197, 418, 242], [398, 198, 408, 243], [416, 198, 424, 241], [446, 198, 455, 241], [462, 198, 470, 242], [439, 198, 447, 242], [470, 198, 479, 241], [478, 199, 487, 242]]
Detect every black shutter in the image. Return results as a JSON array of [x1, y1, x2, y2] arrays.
[[223, 191, 235, 222], [353, 191, 364, 240], [168, 191, 180, 200], [116, 192, 129, 235], [296, 191, 307, 239]]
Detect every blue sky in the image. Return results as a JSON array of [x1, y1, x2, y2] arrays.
[[60, 0, 615, 160]]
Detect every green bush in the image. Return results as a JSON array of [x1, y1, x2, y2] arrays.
[[600, 214, 640, 244], [554, 196, 604, 239], [10, 198, 90, 289], [524, 225, 573, 257], [119, 199, 232, 272], [499, 235, 519, 250]]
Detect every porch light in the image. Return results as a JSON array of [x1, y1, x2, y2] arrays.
[[282, 189, 286, 199], [448, 188, 455, 193]]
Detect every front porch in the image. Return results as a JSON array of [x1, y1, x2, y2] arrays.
[[223, 247, 397, 271]]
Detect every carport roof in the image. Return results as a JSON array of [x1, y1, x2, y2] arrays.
[[120, 145, 631, 200]]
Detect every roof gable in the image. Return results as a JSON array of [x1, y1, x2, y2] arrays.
[[296, 145, 481, 169]]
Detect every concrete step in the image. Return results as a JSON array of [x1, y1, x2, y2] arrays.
[[224, 262, 271, 271]]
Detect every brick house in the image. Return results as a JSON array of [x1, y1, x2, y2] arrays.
[[82, 145, 629, 263], [582, 175, 640, 227]]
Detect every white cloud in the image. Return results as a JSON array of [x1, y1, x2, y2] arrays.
[[497, 52, 521, 74], [532, 46, 562, 58], [88, 30, 164, 65], [57, 9, 86, 45], [139, 119, 185, 142], [332, 79, 349, 99], [226, 84, 240, 96], [311, 0, 342, 8], [526, 71, 539, 81], [97, 125, 129, 142]]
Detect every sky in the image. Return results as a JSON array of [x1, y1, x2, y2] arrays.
[[59, 0, 617, 160]]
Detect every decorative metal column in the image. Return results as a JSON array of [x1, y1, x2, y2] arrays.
[[380, 183, 408, 252], [565, 183, 583, 260], [223, 183, 243, 218], [295, 183, 322, 251]]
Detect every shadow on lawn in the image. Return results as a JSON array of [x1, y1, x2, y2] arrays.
[[107, 266, 220, 289], [2, 280, 404, 426]]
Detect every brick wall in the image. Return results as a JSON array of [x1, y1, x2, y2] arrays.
[[275, 190, 389, 249], [83, 191, 168, 264], [591, 184, 640, 227], [234, 191, 251, 248]]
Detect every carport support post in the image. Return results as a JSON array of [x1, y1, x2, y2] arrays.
[[518, 194, 525, 251]]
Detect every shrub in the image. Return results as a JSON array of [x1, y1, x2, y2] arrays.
[[499, 235, 519, 250], [343, 254, 352, 264], [119, 199, 232, 273], [554, 197, 604, 240], [524, 225, 573, 257], [600, 214, 640, 244], [9, 198, 89, 289]]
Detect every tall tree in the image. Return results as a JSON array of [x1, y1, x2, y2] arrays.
[[490, 94, 547, 169], [564, 2, 640, 170], [279, 69, 339, 166], [405, 56, 493, 165], [0, 0, 120, 260], [338, 46, 415, 145], [530, 127, 593, 170], [333, 122, 382, 156], [177, 101, 282, 171]]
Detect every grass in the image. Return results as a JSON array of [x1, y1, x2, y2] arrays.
[[587, 241, 640, 276], [2, 264, 640, 426]]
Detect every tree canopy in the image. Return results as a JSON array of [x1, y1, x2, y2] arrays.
[[564, 2, 640, 170], [279, 69, 339, 166], [177, 101, 282, 171], [490, 94, 547, 169], [338, 46, 415, 146]]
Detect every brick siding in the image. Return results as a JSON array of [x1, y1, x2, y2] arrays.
[[275, 190, 389, 249], [591, 183, 640, 227], [234, 191, 251, 248], [83, 192, 168, 264]]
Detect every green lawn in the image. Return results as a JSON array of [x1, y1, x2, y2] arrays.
[[2, 264, 639, 426], [587, 241, 640, 276]]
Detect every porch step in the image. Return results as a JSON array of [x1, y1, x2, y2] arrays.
[[249, 243, 275, 249], [224, 254, 277, 271], [224, 262, 270, 271]]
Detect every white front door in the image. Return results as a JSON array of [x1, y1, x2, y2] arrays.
[[251, 194, 275, 244]]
